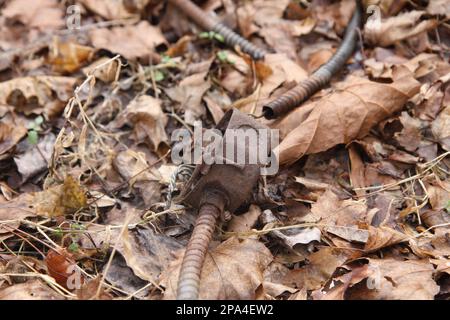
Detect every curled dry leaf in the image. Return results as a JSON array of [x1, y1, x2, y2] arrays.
[[227, 204, 261, 233], [0, 193, 35, 234], [45, 249, 82, 289], [113, 149, 161, 206], [0, 279, 64, 300], [236, 53, 307, 114], [119, 227, 183, 284], [33, 175, 87, 217], [14, 133, 56, 182], [115, 95, 168, 152], [165, 69, 211, 125], [346, 259, 440, 300], [48, 40, 95, 73], [364, 11, 438, 47], [261, 209, 321, 247], [0, 113, 27, 157], [79, 0, 139, 20], [161, 237, 273, 300], [286, 247, 354, 291], [89, 21, 166, 61], [275, 66, 421, 166], [310, 190, 369, 241], [364, 226, 408, 252], [2, 0, 64, 31], [82, 57, 120, 83], [432, 105, 450, 151], [0, 76, 77, 118]]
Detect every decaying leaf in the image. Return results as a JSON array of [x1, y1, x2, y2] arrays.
[[2, 0, 64, 31], [79, 0, 139, 20], [33, 175, 87, 217], [113, 149, 161, 206], [275, 66, 420, 166], [346, 259, 440, 300], [227, 204, 261, 233], [114, 95, 168, 152], [14, 133, 55, 182], [48, 40, 94, 73], [165, 69, 211, 125], [0, 279, 64, 300], [161, 237, 273, 299], [0, 113, 27, 157], [45, 249, 81, 289], [364, 11, 438, 47], [0, 76, 77, 118], [89, 21, 166, 61]]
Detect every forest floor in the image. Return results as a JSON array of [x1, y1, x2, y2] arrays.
[[0, 0, 449, 300]]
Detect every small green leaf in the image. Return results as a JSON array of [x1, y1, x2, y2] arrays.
[[446, 200, 450, 213], [68, 242, 79, 253], [27, 130, 38, 145], [161, 55, 172, 64], [34, 115, 44, 126], [213, 33, 225, 43], [199, 31, 210, 39], [154, 70, 165, 82], [217, 50, 228, 62], [52, 227, 63, 238]]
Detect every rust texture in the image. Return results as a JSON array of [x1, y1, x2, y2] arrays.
[[176, 202, 222, 300], [168, 0, 266, 60], [176, 109, 270, 300], [262, 1, 362, 119]]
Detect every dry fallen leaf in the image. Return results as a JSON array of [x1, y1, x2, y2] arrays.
[[275, 66, 421, 166], [119, 226, 183, 284], [79, 0, 139, 20], [0, 113, 27, 157], [165, 69, 211, 125], [365, 10, 438, 47], [227, 204, 261, 233], [14, 133, 56, 182], [114, 95, 168, 152], [113, 149, 161, 206], [346, 259, 440, 300], [89, 21, 166, 61], [432, 105, 450, 151], [0, 279, 64, 300], [0, 193, 35, 235], [33, 175, 87, 217], [161, 237, 273, 299], [48, 39, 94, 73], [2, 0, 64, 31], [0, 76, 77, 118]]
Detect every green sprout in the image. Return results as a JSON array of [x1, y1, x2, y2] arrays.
[[446, 200, 450, 213], [217, 50, 234, 65], [27, 115, 44, 145], [68, 242, 79, 253], [199, 31, 224, 43], [153, 69, 165, 82]]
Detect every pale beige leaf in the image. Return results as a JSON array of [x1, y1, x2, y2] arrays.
[[365, 11, 438, 47], [0, 279, 64, 300], [115, 95, 168, 151], [89, 21, 166, 60], [161, 237, 273, 300]]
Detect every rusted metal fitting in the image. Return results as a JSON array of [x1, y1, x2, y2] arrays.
[[168, 0, 267, 60], [179, 108, 270, 213], [176, 108, 271, 300]]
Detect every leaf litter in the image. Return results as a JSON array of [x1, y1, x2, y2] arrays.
[[0, 0, 449, 300]]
